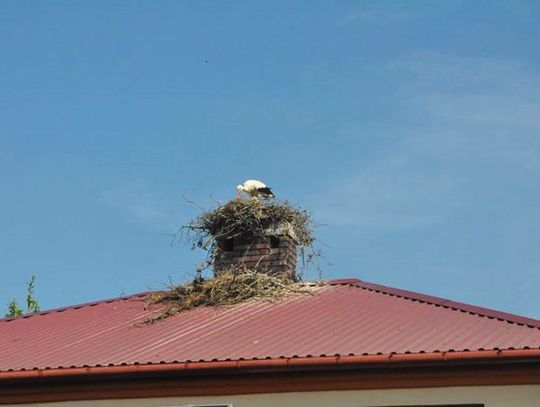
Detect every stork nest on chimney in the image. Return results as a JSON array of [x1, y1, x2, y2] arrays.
[[143, 199, 322, 322], [143, 267, 315, 324], [185, 198, 315, 250]]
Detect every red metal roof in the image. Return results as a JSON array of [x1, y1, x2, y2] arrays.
[[1, 279, 540, 376]]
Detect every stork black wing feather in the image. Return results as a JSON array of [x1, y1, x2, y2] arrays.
[[257, 187, 274, 197]]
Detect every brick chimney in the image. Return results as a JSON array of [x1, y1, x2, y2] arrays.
[[214, 226, 298, 281]]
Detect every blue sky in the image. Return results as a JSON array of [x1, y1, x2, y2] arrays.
[[1, 1, 539, 318]]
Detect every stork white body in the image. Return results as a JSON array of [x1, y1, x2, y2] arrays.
[[236, 179, 275, 200]]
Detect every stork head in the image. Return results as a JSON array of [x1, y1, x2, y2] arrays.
[[236, 184, 244, 199]]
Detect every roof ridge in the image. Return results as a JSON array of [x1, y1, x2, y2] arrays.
[[340, 280, 540, 329], [5, 278, 539, 329], [0, 291, 156, 322], [0, 282, 323, 323]]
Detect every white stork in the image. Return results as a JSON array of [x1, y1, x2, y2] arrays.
[[236, 179, 275, 200]]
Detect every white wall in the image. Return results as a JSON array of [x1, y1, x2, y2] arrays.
[[18, 385, 540, 407]]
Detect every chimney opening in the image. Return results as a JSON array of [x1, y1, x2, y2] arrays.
[[219, 238, 234, 252], [269, 236, 280, 249]]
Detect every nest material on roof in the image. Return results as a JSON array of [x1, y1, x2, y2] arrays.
[[186, 198, 315, 250], [145, 268, 312, 323]]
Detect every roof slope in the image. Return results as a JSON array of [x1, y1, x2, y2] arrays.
[[1, 279, 540, 373]]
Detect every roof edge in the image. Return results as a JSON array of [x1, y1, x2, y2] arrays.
[[0, 291, 156, 322], [341, 279, 540, 328], [2, 349, 540, 382]]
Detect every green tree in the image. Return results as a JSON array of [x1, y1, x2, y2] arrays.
[[26, 275, 40, 313], [4, 275, 40, 318], [5, 299, 23, 318]]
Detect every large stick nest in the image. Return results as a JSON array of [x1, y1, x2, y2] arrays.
[[186, 199, 315, 250]]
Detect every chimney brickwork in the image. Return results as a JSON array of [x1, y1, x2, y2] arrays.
[[214, 233, 297, 280]]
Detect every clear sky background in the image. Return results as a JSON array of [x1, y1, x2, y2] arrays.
[[1, 1, 539, 318]]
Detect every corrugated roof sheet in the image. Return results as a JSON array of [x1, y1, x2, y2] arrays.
[[1, 279, 540, 372]]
